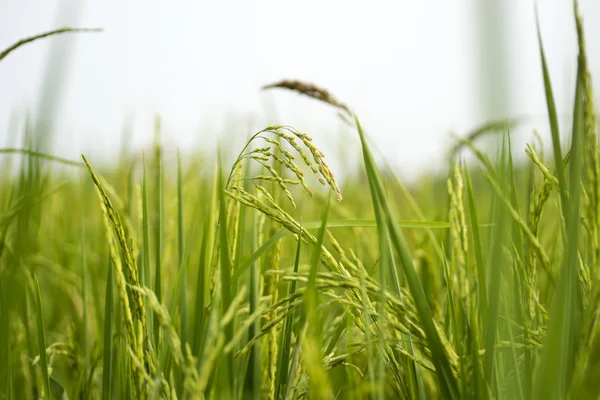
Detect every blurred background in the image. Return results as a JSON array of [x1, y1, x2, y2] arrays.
[[0, 0, 598, 181]]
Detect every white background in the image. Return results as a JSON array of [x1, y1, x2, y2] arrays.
[[0, 1, 598, 180]]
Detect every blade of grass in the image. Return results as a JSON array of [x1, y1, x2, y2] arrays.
[[177, 150, 188, 347], [33, 274, 50, 400], [533, 48, 585, 400], [232, 219, 480, 283], [483, 137, 511, 397], [302, 194, 333, 399], [0, 148, 84, 167], [319, 219, 452, 229], [102, 258, 114, 400], [192, 216, 209, 357], [275, 228, 303, 400], [535, 4, 566, 197], [141, 154, 154, 345], [23, 279, 37, 399], [505, 131, 527, 399], [153, 132, 164, 349], [503, 299, 525, 400], [464, 166, 487, 317], [81, 209, 90, 397], [217, 150, 234, 396], [305, 194, 330, 329], [366, 157, 403, 399], [244, 212, 261, 400], [358, 269, 377, 398], [193, 174, 218, 361]]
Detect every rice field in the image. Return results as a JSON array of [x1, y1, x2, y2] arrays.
[[1, 2, 599, 399]]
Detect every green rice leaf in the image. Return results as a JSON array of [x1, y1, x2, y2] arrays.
[[535, 6, 566, 197], [533, 46, 585, 400], [102, 259, 114, 400], [33, 274, 51, 400]]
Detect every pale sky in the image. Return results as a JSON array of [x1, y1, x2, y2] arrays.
[[0, 1, 598, 180]]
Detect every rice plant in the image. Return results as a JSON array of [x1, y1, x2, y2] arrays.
[[0, 1, 599, 399]]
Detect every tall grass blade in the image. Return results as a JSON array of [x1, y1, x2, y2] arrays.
[[482, 138, 510, 397], [245, 213, 262, 400], [177, 150, 188, 346], [80, 210, 90, 397], [464, 166, 487, 316], [33, 274, 50, 400], [305, 194, 330, 330], [102, 259, 114, 400], [192, 216, 209, 357], [535, 5, 566, 196], [302, 194, 333, 399], [141, 155, 154, 345], [217, 151, 234, 396], [233, 219, 458, 282], [275, 229, 303, 400], [533, 50, 585, 400], [153, 133, 164, 348]]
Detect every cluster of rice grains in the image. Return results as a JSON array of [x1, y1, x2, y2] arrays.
[[225, 124, 343, 209]]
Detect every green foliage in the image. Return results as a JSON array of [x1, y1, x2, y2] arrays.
[[0, 4, 599, 399]]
